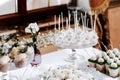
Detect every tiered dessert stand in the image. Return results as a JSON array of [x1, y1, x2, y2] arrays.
[[44, 11, 98, 62]]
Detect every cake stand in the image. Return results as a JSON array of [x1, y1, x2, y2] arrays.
[[48, 27, 98, 62]]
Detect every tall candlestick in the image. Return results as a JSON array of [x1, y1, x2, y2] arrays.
[[61, 12, 64, 30], [54, 15, 56, 31], [58, 15, 60, 31]]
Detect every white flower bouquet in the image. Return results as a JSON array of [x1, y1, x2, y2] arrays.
[[25, 22, 41, 66]]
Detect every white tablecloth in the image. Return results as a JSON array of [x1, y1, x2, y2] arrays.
[[2, 47, 117, 80]]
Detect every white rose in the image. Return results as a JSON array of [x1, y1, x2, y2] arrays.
[[3, 43, 11, 49], [25, 23, 39, 34], [7, 40, 14, 46], [0, 55, 10, 65], [10, 47, 19, 56], [19, 41, 25, 45], [18, 44, 26, 51]]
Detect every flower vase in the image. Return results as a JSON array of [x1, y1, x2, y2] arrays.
[[31, 45, 41, 66]]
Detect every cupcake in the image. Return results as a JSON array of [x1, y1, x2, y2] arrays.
[[114, 57, 119, 63], [102, 52, 107, 57], [107, 50, 113, 56], [105, 59, 114, 74], [96, 54, 102, 58], [96, 57, 105, 72], [113, 48, 120, 56], [14, 53, 27, 68], [116, 60, 120, 76], [103, 55, 109, 61], [0, 55, 10, 72], [108, 62, 119, 77], [88, 56, 97, 67], [109, 53, 115, 59]]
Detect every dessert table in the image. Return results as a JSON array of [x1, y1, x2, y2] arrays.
[[0, 47, 119, 80]]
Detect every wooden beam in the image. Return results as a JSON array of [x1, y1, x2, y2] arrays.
[[18, 0, 27, 15]]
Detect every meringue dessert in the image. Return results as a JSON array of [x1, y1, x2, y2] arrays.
[[88, 48, 120, 77]]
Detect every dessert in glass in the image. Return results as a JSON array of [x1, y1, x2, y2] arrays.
[[0, 34, 35, 80]]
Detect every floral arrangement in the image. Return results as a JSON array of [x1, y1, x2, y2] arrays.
[[25, 22, 39, 44], [25, 22, 41, 66], [0, 33, 35, 71], [0, 34, 17, 56]]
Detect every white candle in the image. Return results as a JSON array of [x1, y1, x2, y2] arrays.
[[90, 14, 93, 30], [87, 18, 89, 28], [58, 15, 60, 31], [61, 12, 64, 30], [66, 17, 68, 30], [81, 13, 84, 30], [84, 12, 87, 26], [54, 15, 56, 31], [68, 11, 71, 29], [75, 10, 77, 29], [74, 11, 76, 30], [93, 14, 97, 32]]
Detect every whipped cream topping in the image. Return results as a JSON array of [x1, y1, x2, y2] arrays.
[[104, 55, 109, 60], [117, 60, 120, 65], [107, 50, 113, 55], [90, 56, 97, 61], [98, 58, 104, 63], [107, 59, 114, 64], [113, 48, 120, 54], [109, 53, 115, 58], [110, 62, 117, 68]]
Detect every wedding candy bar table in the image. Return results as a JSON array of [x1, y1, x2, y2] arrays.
[[0, 47, 119, 80]]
